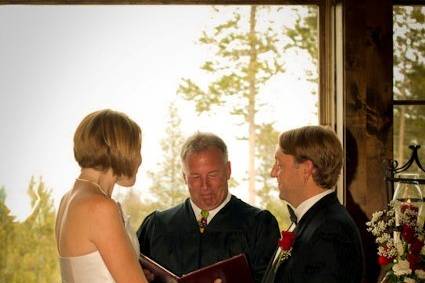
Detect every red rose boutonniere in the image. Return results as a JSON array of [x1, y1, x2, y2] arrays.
[[277, 230, 296, 263]]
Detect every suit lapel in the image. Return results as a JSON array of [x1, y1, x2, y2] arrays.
[[293, 192, 338, 236], [273, 193, 339, 282], [263, 193, 339, 283]]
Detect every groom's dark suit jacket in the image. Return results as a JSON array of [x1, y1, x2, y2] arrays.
[[272, 192, 364, 283]]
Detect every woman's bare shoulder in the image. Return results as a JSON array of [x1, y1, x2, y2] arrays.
[[60, 191, 119, 225], [83, 194, 120, 218]]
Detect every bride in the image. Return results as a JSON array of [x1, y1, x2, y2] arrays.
[[55, 109, 148, 283]]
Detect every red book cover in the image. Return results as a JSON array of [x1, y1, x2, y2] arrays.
[[139, 253, 255, 283]]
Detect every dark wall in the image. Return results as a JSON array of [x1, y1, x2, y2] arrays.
[[343, 0, 393, 282]]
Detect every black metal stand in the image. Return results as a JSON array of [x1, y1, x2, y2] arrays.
[[385, 145, 425, 200]]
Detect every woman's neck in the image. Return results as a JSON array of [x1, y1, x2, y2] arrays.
[[78, 168, 116, 197]]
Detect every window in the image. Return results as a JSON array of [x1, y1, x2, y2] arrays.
[[0, 4, 326, 225], [393, 5, 425, 168], [0, 3, 334, 280]]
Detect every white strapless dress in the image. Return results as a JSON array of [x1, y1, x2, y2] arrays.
[[59, 214, 139, 283]]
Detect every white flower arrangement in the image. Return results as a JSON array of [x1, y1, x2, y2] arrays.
[[367, 201, 425, 283]]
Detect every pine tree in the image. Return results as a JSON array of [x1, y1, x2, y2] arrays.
[[178, 6, 285, 204], [285, 6, 318, 86], [118, 189, 158, 232], [9, 177, 60, 283], [254, 6, 318, 227], [0, 186, 17, 283], [178, 6, 318, 204], [255, 124, 290, 230], [120, 102, 188, 229], [147, 102, 187, 209]]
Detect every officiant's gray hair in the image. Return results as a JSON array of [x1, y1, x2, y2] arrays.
[[180, 132, 228, 163]]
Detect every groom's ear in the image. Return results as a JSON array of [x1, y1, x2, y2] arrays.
[[303, 159, 314, 175]]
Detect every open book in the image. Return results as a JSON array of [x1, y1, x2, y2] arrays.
[[139, 253, 255, 283]]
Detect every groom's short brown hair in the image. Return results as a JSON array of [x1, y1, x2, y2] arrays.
[[279, 125, 342, 189]]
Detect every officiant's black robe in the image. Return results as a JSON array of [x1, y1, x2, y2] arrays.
[[137, 195, 280, 283], [267, 192, 364, 283]]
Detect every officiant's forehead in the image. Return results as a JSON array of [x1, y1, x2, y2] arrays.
[[181, 132, 228, 163], [183, 148, 229, 173]]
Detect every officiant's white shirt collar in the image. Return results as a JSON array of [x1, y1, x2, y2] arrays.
[[292, 189, 335, 223], [190, 192, 232, 223]]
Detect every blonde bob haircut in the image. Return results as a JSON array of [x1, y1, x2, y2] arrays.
[[279, 125, 343, 189], [73, 109, 141, 178]]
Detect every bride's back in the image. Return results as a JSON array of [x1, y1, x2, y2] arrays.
[[55, 183, 111, 257]]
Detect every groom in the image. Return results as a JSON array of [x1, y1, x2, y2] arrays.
[[262, 126, 364, 283]]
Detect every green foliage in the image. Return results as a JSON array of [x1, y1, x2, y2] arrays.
[[285, 6, 318, 64], [178, 6, 286, 203], [255, 124, 290, 230], [178, 5, 318, 226], [0, 186, 6, 203], [0, 186, 16, 283], [393, 6, 425, 100], [21, 177, 59, 282], [179, 6, 285, 119], [117, 189, 158, 232], [285, 6, 318, 85], [0, 178, 60, 283], [147, 103, 187, 209], [120, 102, 188, 229]]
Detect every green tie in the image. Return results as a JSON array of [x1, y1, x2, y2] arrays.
[[199, 210, 209, 233]]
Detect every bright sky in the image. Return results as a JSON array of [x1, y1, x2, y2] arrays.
[[0, 5, 318, 221]]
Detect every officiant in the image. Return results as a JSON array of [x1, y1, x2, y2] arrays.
[[137, 132, 280, 283]]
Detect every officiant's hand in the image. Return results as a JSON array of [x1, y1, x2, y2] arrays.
[[142, 269, 155, 282]]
